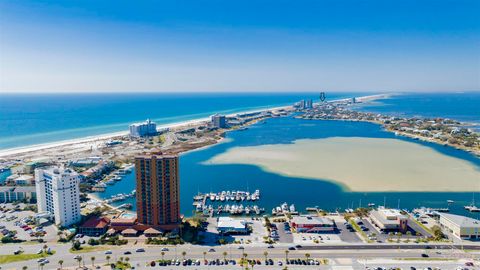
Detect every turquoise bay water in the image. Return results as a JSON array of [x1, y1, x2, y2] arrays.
[[98, 116, 480, 218], [355, 92, 480, 129], [0, 92, 356, 150]]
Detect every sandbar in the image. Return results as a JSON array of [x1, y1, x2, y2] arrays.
[[205, 137, 480, 192]]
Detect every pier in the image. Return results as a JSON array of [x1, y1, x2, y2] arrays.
[[192, 189, 265, 216]]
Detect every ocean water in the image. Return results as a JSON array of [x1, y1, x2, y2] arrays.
[[97, 116, 480, 218], [0, 92, 355, 150]]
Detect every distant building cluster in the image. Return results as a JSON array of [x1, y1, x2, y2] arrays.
[[294, 99, 313, 110], [129, 119, 158, 137]]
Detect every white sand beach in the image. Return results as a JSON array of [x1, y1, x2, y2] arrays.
[[206, 137, 480, 192], [0, 105, 292, 158]]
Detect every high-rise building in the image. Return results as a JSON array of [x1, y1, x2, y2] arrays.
[[305, 99, 313, 109], [35, 167, 81, 227], [129, 119, 157, 137], [211, 114, 227, 128], [135, 154, 180, 230]]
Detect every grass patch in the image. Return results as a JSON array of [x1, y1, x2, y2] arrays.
[[69, 245, 111, 254], [0, 251, 55, 265]]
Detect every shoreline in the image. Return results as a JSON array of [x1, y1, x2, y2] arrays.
[[0, 93, 392, 158], [0, 104, 292, 158]]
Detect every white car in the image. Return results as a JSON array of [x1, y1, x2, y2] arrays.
[[104, 250, 112, 254]]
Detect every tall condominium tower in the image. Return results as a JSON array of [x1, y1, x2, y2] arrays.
[[35, 167, 81, 227], [135, 154, 180, 230]]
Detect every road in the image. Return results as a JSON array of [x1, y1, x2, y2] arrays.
[[1, 242, 479, 270]]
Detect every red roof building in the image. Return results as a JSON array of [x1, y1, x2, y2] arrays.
[[79, 216, 110, 236]]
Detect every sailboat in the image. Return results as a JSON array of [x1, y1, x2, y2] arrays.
[[464, 193, 480, 212]]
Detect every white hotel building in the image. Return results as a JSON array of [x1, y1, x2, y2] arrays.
[[35, 167, 81, 227], [129, 119, 157, 137]]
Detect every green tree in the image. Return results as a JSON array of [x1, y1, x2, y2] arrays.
[[58, 260, 64, 270], [263, 251, 268, 261], [106, 255, 111, 264], [182, 251, 186, 260], [161, 251, 165, 260], [222, 251, 228, 261], [22, 266, 27, 270], [202, 251, 206, 261], [91, 256, 95, 267]]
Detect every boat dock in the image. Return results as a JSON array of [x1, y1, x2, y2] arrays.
[[193, 189, 265, 216]]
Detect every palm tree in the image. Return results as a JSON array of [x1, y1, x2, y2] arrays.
[[161, 251, 165, 261], [58, 260, 64, 270], [181, 251, 187, 260], [202, 251, 206, 261], [91, 256, 95, 267], [42, 244, 48, 254], [22, 266, 27, 270], [249, 260, 255, 270], [222, 251, 228, 261], [39, 262, 45, 270], [106, 255, 111, 265], [284, 250, 289, 262], [305, 253, 311, 261], [75, 257, 82, 268], [263, 251, 268, 261], [125, 257, 130, 264]]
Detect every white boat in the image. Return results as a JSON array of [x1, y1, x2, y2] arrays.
[[447, 200, 454, 204], [210, 194, 215, 201]]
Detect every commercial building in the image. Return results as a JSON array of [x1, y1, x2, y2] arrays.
[[79, 216, 110, 236], [439, 213, 480, 240], [135, 153, 180, 230], [217, 217, 249, 235], [211, 114, 227, 128], [290, 215, 336, 233], [0, 186, 36, 203], [129, 119, 157, 137], [369, 208, 408, 233], [35, 167, 81, 227]]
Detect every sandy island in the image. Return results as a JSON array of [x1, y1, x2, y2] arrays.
[[206, 137, 480, 192]]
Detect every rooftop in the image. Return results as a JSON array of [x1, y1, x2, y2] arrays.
[[440, 213, 480, 228], [81, 216, 110, 229], [217, 217, 247, 230], [291, 215, 334, 226]]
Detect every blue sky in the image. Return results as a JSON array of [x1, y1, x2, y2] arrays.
[[0, 0, 479, 92]]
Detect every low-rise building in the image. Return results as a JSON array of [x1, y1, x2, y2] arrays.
[[369, 208, 408, 233], [217, 217, 249, 235], [6, 174, 35, 185], [439, 213, 480, 240], [79, 216, 110, 236], [0, 186, 36, 203], [290, 215, 336, 233]]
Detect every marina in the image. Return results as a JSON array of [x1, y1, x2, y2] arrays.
[[193, 190, 265, 216]]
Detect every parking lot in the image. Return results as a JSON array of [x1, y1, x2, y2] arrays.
[[0, 204, 58, 242], [203, 217, 268, 246]]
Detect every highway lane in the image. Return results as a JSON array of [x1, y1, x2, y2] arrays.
[[1, 242, 478, 270]]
